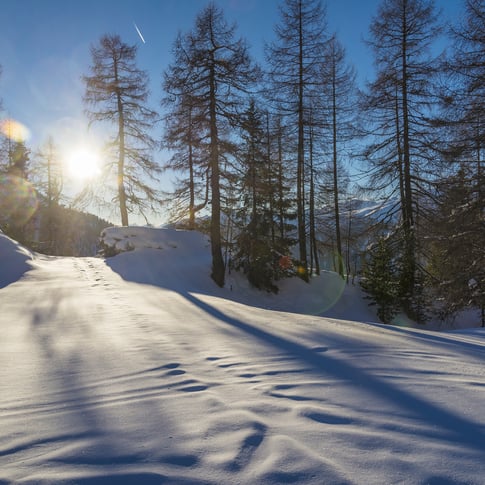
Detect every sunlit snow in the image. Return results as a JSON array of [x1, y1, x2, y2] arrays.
[[1, 227, 484, 484]]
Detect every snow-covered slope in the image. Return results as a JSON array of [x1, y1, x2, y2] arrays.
[[0, 230, 34, 288], [100, 226, 377, 322], [1, 227, 484, 484]]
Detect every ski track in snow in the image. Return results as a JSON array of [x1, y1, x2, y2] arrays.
[[1, 252, 485, 484]]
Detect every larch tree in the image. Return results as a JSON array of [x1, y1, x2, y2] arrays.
[[441, 0, 484, 205], [163, 3, 260, 287], [32, 137, 63, 253], [319, 34, 356, 278], [266, 0, 328, 281], [83, 34, 160, 226], [361, 0, 442, 322], [162, 32, 210, 229]]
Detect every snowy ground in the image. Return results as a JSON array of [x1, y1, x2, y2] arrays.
[[1, 228, 484, 484]]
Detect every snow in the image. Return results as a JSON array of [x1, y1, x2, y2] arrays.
[[1, 227, 484, 484], [0, 229, 34, 288]]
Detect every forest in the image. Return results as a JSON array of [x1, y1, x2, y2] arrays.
[[0, 0, 483, 326]]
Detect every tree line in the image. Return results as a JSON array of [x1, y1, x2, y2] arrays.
[[0, 0, 483, 326]]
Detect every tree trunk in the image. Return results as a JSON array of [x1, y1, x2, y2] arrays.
[[209, 60, 225, 287], [308, 120, 319, 275], [401, 2, 416, 313], [331, 64, 343, 278], [114, 58, 129, 227], [188, 106, 195, 230], [297, 1, 308, 280]]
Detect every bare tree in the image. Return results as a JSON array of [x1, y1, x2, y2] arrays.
[[320, 35, 356, 278], [83, 34, 160, 226], [32, 137, 63, 252], [163, 3, 259, 287], [266, 0, 328, 281], [361, 0, 442, 321]]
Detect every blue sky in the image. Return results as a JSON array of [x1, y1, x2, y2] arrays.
[[0, 0, 463, 222]]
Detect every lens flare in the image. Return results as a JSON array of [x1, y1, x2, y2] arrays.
[[305, 271, 347, 315], [0, 119, 30, 142], [0, 175, 38, 226]]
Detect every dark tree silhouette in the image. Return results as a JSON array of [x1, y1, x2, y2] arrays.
[[163, 3, 259, 287], [83, 34, 160, 226], [266, 0, 328, 281], [361, 0, 442, 321]]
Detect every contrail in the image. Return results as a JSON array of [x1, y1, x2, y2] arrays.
[[134, 22, 146, 44]]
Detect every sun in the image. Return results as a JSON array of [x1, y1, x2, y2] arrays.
[[66, 148, 101, 180]]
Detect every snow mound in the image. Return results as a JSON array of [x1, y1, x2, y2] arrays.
[[102, 226, 377, 322], [0, 230, 34, 288], [101, 226, 213, 292]]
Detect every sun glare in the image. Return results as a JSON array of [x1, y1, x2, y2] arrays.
[[66, 148, 101, 180]]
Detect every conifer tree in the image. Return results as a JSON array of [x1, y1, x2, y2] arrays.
[[163, 95, 209, 228], [233, 99, 292, 292], [31, 137, 63, 253], [0, 140, 34, 244], [439, 0, 484, 214], [361, 235, 400, 324], [427, 169, 485, 326], [361, 0, 442, 321], [319, 34, 356, 278], [266, 0, 328, 281], [83, 34, 160, 226], [163, 3, 259, 287]]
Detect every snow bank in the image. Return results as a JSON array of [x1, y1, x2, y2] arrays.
[[0, 230, 34, 288], [101, 226, 377, 322]]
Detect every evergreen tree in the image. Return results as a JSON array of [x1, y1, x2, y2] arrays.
[[269, 113, 297, 249], [0, 139, 35, 245], [232, 99, 292, 292], [163, 3, 260, 287], [83, 34, 160, 226], [427, 169, 485, 326], [361, 235, 400, 324]]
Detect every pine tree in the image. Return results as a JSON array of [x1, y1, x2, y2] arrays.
[[83, 34, 160, 226], [163, 3, 260, 287]]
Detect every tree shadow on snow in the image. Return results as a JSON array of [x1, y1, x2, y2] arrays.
[[180, 291, 485, 454]]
